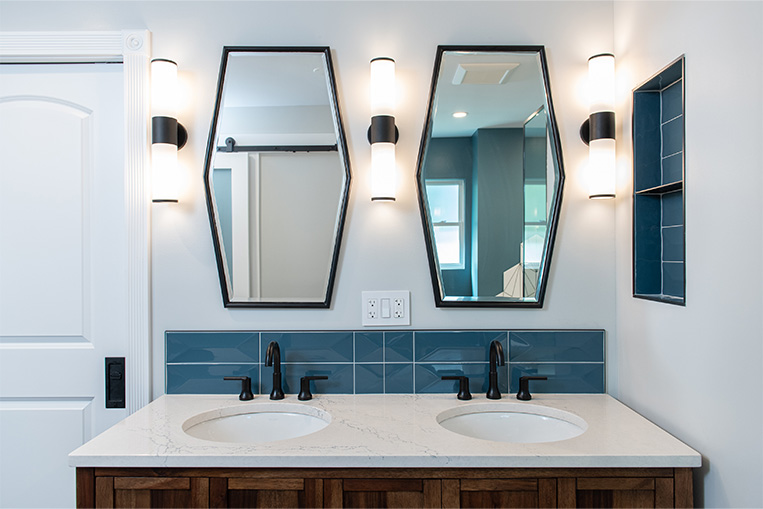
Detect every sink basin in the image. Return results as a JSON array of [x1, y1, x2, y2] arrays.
[[183, 403, 330, 444], [437, 403, 587, 444]]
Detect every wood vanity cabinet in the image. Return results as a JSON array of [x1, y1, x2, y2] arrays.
[[77, 467, 693, 508]]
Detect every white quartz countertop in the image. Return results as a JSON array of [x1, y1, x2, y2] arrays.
[[69, 394, 701, 469]]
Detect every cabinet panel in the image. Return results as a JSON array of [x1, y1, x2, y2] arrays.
[[223, 477, 320, 508], [459, 478, 540, 508], [341, 478, 440, 508], [95, 476, 208, 508]]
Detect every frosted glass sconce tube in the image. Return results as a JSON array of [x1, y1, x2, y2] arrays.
[[580, 53, 616, 199], [151, 58, 187, 203], [368, 57, 398, 201]]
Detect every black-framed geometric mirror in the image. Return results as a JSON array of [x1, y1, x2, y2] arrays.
[[415, 46, 565, 307], [203, 47, 351, 307]]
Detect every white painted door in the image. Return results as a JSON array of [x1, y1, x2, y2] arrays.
[[0, 64, 128, 508]]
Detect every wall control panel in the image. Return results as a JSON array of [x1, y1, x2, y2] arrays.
[[362, 290, 410, 326]]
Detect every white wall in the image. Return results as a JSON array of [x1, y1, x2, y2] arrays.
[[613, 2, 763, 507], [0, 0, 617, 393]]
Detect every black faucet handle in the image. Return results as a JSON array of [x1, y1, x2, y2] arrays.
[[298, 375, 328, 401], [223, 376, 254, 401], [517, 376, 548, 401], [442, 376, 472, 400]]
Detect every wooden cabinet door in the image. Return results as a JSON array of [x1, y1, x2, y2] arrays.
[[443, 478, 556, 508], [325, 478, 441, 508], [94, 476, 209, 508], [210, 477, 322, 508], [564, 477, 673, 509]]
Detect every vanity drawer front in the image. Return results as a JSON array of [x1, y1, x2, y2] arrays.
[[327, 478, 441, 508]]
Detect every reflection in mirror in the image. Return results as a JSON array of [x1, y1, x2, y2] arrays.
[[203, 47, 351, 307], [416, 46, 564, 307]]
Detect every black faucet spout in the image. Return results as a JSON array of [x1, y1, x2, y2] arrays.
[[486, 340, 505, 399], [265, 341, 284, 400]]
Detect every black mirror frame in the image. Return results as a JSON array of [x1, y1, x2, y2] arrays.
[[415, 45, 565, 308], [202, 46, 352, 308]]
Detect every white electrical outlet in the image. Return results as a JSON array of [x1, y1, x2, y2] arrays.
[[366, 298, 378, 319], [362, 291, 410, 326]]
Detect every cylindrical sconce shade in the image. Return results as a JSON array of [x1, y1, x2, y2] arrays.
[[151, 58, 181, 203], [151, 59, 178, 118], [151, 143, 179, 202], [588, 138, 616, 199], [369, 57, 397, 201], [585, 53, 616, 199], [588, 53, 615, 114], [370, 57, 395, 116], [371, 142, 396, 201]]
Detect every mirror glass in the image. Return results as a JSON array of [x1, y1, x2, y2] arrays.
[[416, 46, 565, 307], [203, 47, 350, 307]]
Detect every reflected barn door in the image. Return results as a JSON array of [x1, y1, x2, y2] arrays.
[[0, 64, 128, 508]]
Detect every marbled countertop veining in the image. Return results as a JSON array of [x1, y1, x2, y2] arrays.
[[69, 394, 701, 468]]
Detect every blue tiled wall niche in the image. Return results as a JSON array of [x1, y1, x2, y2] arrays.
[[166, 330, 605, 396], [633, 55, 685, 305]]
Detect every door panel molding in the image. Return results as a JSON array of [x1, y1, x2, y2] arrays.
[[0, 30, 152, 413]]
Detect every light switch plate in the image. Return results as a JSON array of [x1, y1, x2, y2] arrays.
[[362, 291, 410, 326]]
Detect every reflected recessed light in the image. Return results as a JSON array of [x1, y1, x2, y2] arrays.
[[452, 111, 468, 118]]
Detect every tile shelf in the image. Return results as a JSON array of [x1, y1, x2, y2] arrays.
[[632, 56, 686, 306], [635, 180, 683, 195]]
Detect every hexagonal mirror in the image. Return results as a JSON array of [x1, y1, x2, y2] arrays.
[[203, 47, 351, 307], [416, 46, 565, 307]]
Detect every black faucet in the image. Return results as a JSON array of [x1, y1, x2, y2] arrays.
[[265, 341, 285, 400], [517, 376, 547, 401], [441, 375, 472, 400], [298, 375, 328, 401], [486, 340, 505, 399], [223, 376, 254, 401]]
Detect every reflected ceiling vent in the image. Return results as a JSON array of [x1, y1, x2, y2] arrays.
[[452, 62, 519, 85]]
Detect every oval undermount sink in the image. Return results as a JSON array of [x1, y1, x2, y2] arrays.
[[437, 403, 587, 444], [183, 403, 330, 444]]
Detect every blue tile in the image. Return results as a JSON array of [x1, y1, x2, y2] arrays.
[[415, 331, 506, 362], [268, 363, 353, 395], [633, 92, 661, 191], [166, 332, 259, 363], [261, 332, 353, 363], [166, 364, 260, 395], [663, 262, 684, 299], [661, 191, 683, 227], [355, 332, 383, 363], [509, 331, 604, 362], [661, 116, 683, 157], [661, 80, 682, 121], [385, 331, 413, 362], [509, 364, 604, 393], [661, 153, 683, 184], [662, 226, 684, 262], [635, 259, 661, 295], [660, 60, 683, 91], [414, 363, 508, 394], [385, 364, 414, 393], [634, 195, 661, 294], [355, 364, 384, 394]]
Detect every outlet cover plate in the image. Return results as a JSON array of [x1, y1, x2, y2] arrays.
[[362, 291, 410, 326]]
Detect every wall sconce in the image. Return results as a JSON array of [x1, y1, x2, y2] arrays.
[[580, 53, 616, 199], [368, 57, 398, 202], [151, 58, 187, 203]]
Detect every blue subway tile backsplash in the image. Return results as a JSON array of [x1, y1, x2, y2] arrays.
[[167, 331, 260, 363], [166, 330, 605, 396], [509, 330, 604, 363], [415, 330, 506, 362]]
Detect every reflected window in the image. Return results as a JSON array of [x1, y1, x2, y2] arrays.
[[426, 179, 465, 269], [523, 182, 547, 268]]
